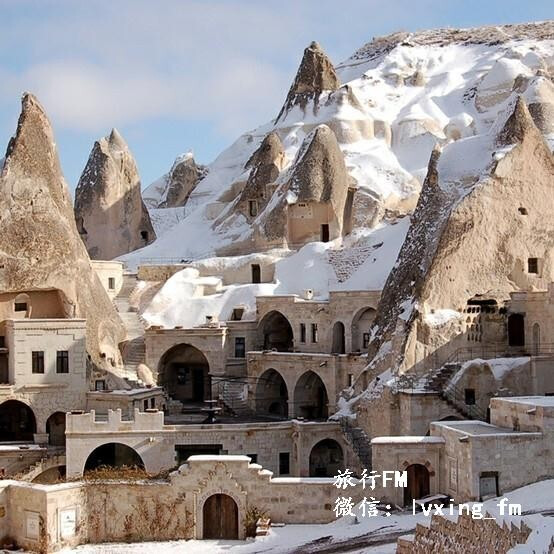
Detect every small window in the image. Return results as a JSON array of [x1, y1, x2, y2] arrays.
[[231, 308, 244, 321], [248, 454, 258, 464], [311, 323, 318, 343], [279, 452, 290, 475], [56, 351, 69, 373], [300, 323, 306, 343], [143, 399, 148, 411], [348, 373, 354, 387], [95, 380, 106, 391], [32, 351, 44, 374], [140, 230, 149, 242], [518, 207, 528, 215], [248, 200, 258, 217], [14, 302, 27, 312], [150, 398, 155, 409], [528, 257, 539, 274], [234, 337, 246, 358], [108, 277, 115, 290], [363, 332, 370, 349], [251, 264, 261, 284], [0, 336, 5, 348], [465, 388, 476, 405]]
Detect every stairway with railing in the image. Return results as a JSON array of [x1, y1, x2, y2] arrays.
[[339, 416, 372, 471]]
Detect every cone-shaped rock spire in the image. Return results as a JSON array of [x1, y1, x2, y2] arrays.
[[74, 128, 156, 260]]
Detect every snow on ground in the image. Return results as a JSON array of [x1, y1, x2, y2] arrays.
[[60, 480, 554, 553]]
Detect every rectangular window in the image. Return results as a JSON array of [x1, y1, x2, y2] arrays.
[[32, 351, 44, 374], [150, 398, 155, 409], [108, 277, 115, 290], [300, 323, 306, 343], [465, 388, 476, 405], [56, 351, 69, 374], [528, 257, 539, 274], [311, 323, 318, 343], [279, 452, 290, 475], [251, 264, 261, 284], [363, 332, 370, 349], [95, 380, 106, 391], [248, 200, 258, 217], [231, 308, 244, 321], [143, 399, 148, 411], [0, 336, 5, 348], [14, 302, 27, 312], [248, 454, 258, 464], [234, 337, 246, 358], [348, 373, 354, 387]]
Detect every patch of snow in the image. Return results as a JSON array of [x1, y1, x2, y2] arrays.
[[423, 309, 462, 327]]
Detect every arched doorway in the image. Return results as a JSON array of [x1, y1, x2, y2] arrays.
[[46, 412, 66, 447], [0, 400, 36, 442], [533, 323, 541, 355], [293, 371, 328, 419], [309, 439, 344, 477], [256, 369, 288, 417], [508, 313, 525, 347], [158, 344, 210, 403], [404, 464, 430, 506], [259, 311, 293, 351], [84, 443, 144, 473], [203, 494, 238, 539], [351, 307, 376, 352], [331, 321, 345, 354]]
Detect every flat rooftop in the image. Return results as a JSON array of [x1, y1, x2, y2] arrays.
[[495, 396, 554, 408], [434, 420, 540, 437]]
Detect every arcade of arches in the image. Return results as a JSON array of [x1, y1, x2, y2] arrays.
[[294, 371, 328, 419], [159, 344, 211, 403], [84, 443, 144, 473], [0, 400, 36, 441], [309, 439, 344, 477], [256, 369, 288, 417], [203, 494, 239, 539], [259, 311, 293, 352]]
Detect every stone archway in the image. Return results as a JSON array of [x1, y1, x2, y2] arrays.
[[202, 493, 238, 539], [46, 412, 66, 446], [404, 463, 430, 506], [331, 321, 345, 354], [84, 443, 145, 473], [158, 343, 210, 403], [0, 400, 36, 442], [309, 439, 344, 477], [351, 307, 376, 352], [258, 311, 293, 352], [293, 371, 328, 419], [256, 369, 288, 417]]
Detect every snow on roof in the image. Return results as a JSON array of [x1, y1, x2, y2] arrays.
[[497, 396, 554, 408], [371, 436, 445, 444]]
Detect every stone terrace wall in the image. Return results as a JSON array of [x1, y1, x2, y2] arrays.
[[396, 513, 531, 553]]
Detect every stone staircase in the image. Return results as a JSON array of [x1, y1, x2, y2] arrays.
[[114, 273, 147, 383], [327, 243, 379, 283], [216, 379, 250, 416], [422, 362, 461, 392], [17, 452, 66, 482], [339, 417, 372, 471]]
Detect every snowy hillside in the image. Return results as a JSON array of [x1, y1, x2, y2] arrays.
[[120, 22, 554, 329]]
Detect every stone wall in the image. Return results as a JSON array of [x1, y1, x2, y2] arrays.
[[90, 261, 124, 300], [137, 264, 188, 282], [0, 457, 363, 551], [397, 513, 531, 553], [65, 409, 360, 478]]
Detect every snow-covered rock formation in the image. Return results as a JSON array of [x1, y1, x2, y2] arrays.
[[74, 129, 156, 260]]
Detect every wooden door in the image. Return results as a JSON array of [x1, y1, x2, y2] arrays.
[[404, 464, 430, 506], [203, 494, 238, 539]]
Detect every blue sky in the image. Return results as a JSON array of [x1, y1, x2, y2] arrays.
[[0, 1, 552, 191]]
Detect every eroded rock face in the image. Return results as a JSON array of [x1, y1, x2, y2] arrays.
[[74, 129, 156, 260], [276, 41, 340, 123], [365, 97, 554, 378], [0, 93, 125, 369], [159, 153, 206, 208], [236, 132, 285, 220]]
